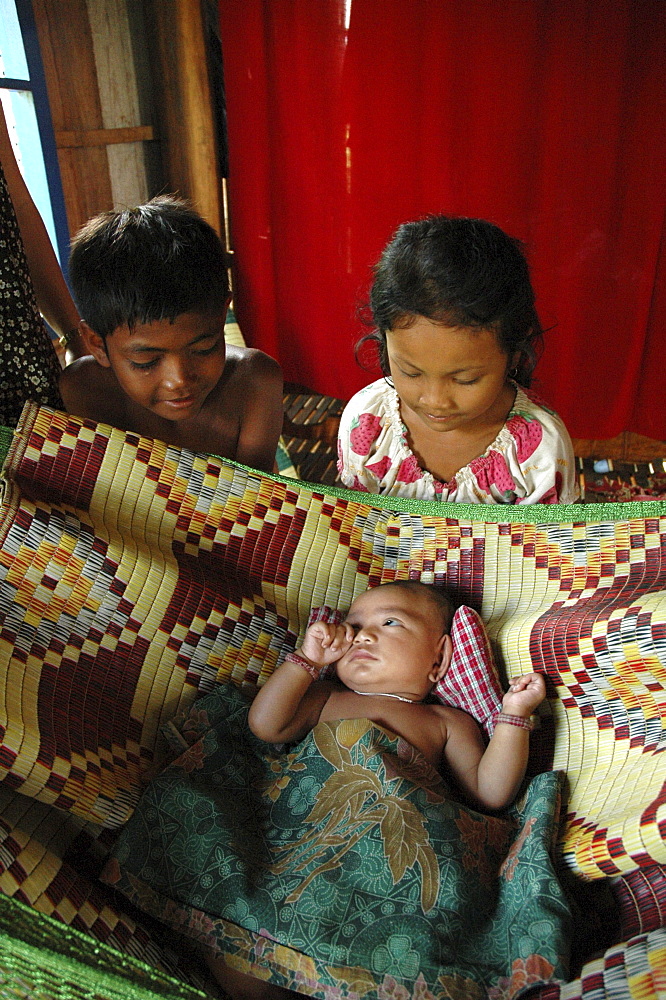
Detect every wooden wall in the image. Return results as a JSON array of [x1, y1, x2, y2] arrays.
[[31, 0, 223, 239]]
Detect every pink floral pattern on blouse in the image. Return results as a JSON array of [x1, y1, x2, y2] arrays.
[[337, 379, 579, 504]]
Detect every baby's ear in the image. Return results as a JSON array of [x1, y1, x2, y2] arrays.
[[428, 633, 453, 684], [82, 322, 111, 367]]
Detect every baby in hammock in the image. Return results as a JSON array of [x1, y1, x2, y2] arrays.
[[106, 579, 562, 1000], [200, 580, 545, 997], [250, 580, 545, 812]]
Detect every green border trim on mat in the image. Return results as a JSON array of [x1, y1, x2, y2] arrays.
[[0, 894, 209, 1000], [4, 423, 663, 525], [230, 460, 666, 524]]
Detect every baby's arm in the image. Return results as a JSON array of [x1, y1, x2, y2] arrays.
[[443, 672, 546, 811], [235, 350, 283, 472], [248, 621, 353, 743]]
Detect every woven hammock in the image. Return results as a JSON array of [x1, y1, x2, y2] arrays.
[[0, 402, 665, 999]]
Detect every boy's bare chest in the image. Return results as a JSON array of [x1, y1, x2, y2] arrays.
[[129, 401, 239, 457], [113, 368, 244, 456]]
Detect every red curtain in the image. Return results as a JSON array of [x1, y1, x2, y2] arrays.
[[218, 0, 666, 440]]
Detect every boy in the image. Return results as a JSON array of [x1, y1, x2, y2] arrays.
[[249, 580, 545, 811], [60, 196, 283, 472]]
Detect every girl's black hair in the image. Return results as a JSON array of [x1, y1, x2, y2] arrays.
[[69, 195, 230, 340], [357, 215, 544, 387]]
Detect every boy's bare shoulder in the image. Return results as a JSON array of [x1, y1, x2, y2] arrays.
[[223, 345, 282, 388], [59, 356, 125, 422]]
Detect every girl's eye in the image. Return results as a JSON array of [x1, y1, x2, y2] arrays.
[[130, 358, 160, 371], [454, 378, 480, 386], [398, 368, 421, 379]]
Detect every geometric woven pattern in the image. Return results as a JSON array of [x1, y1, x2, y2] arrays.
[[0, 402, 665, 999], [0, 889, 212, 1000], [0, 785, 213, 989]]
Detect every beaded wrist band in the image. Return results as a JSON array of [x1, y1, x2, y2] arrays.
[[283, 651, 324, 681], [495, 711, 534, 731]]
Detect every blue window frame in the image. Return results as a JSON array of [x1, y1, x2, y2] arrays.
[[0, 0, 71, 273]]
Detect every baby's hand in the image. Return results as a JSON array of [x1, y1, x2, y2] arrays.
[[299, 621, 354, 668], [501, 672, 546, 718]]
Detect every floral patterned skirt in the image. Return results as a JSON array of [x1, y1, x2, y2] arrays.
[[104, 684, 571, 999]]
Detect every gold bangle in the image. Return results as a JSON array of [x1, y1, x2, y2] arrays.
[[58, 327, 81, 349]]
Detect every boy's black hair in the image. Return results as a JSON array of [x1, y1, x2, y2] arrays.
[[379, 580, 454, 634], [69, 195, 230, 339], [358, 215, 544, 387]]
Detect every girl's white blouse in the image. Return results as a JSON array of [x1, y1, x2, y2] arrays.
[[337, 379, 579, 504]]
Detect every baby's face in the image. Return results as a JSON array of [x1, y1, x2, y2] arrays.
[[336, 586, 450, 700], [95, 311, 227, 422]]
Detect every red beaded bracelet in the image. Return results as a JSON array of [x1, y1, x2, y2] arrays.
[[283, 651, 324, 681], [495, 711, 534, 731]]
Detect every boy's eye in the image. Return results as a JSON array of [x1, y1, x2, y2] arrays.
[[383, 618, 401, 627], [192, 338, 222, 357], [130, 357, 160, 371]]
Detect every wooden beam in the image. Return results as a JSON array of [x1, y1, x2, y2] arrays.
[[145, 0, 222, 234], [572, 432, 666, 462], [31, 0, 112, 236], [55, 126, 156, 148]]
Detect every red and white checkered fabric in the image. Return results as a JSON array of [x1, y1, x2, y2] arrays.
[[435, 605, 503, 738], [307, 604, 502, 737], [307, 605, 344, 628]]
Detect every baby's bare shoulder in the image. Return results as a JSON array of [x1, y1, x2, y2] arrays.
[[428, 702, 481, 733]]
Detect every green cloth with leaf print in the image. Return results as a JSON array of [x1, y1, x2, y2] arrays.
[[104, 684, 571, 999]]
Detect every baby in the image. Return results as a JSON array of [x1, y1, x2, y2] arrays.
[[250, 580, 545, 811]]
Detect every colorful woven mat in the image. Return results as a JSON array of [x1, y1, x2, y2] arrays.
[[0, 403, 665, 999], [0, 402, 664, 876]]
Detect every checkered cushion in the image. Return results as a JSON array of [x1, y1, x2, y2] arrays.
[[436, 605, 503, 737], [307, 603, 502, 737]]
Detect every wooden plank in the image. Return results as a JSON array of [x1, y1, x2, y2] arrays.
[[86, 0, 151, 209], [31, 0, 112, 235], [572, 432, 666, 462], [55, 126, 155, 148], [144, 0, 222, 233]]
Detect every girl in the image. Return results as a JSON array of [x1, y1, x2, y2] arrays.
[[338, 215, 579, 503]]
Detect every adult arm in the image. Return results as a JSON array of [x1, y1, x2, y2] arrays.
[[0, 104, 85, 364]]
